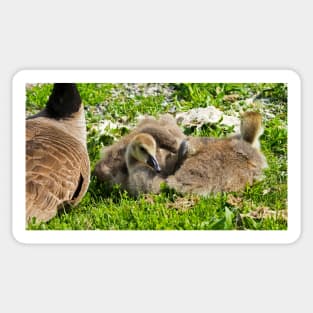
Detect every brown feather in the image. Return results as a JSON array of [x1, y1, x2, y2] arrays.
[[26, 121, 90, 222]]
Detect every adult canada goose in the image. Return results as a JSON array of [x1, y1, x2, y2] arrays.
[[94, 114, 185, 188], [166, 112, 267, 195], [125, 133, 165, 196], [26, 83, 90, 223]]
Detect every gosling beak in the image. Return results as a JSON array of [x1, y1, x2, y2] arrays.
[[147, 155, 161, 172]]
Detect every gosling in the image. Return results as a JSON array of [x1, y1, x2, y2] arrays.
[[125, 133, 166, 196], [94, 114, 185, 188], [166, 111, 267, 195]]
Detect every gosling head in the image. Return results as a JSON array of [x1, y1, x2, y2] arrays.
[[240, 111, 263, 149], [126, 133, 161, 173]]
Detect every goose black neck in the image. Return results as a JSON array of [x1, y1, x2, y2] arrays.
[[46, 83, 81, 119]]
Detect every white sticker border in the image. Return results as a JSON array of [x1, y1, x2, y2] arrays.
[[12, 70, 301, 244]]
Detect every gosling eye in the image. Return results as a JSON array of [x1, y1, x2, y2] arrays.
[[139, 146, 146, 153]]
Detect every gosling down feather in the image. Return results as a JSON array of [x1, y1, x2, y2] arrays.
[[166, 112, 267, 195], [26, 83, 90, 223], [94, 114, 185, 188], [125, 133, 165, 196]]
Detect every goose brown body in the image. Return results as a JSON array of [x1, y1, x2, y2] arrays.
[[26, 84, 90, 223]]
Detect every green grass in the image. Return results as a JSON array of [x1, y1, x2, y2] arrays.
[[26, 82, 288, 230]]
